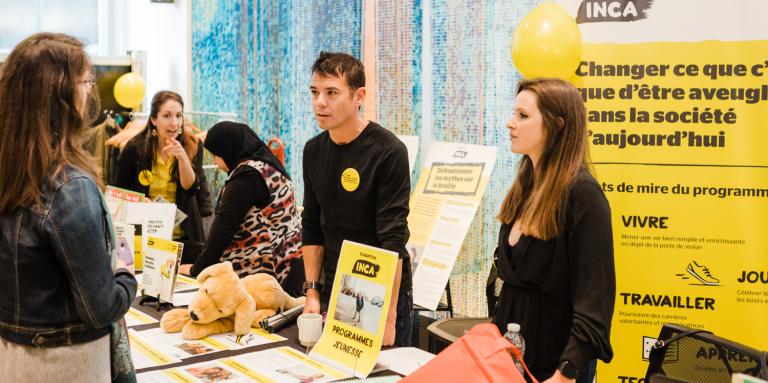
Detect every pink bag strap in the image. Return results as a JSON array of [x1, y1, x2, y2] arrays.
[[509, 343, 539, 383], [482, 336, 516, 358]]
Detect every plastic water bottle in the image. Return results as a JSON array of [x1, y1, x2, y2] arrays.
[[503, 323, 526, 375]]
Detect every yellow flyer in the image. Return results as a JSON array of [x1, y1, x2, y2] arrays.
[[141, 236, 183, 303], [309, 240, 398, 378], [125, 307, 158, 327]]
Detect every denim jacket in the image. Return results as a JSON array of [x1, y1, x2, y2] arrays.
[[0, 166, 137, 347]]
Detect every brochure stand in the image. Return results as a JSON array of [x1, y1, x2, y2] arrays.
[[138, 294, 174, 312], [138, 236, 184, 312]]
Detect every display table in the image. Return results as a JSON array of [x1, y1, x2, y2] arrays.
[[130, 297, 403, 382]]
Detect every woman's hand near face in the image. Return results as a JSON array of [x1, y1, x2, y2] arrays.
[[166, 137, 196, 190], [163, 138, 190, 164]]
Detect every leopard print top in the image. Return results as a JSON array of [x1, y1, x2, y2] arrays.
[[221, 160, 302, 282]]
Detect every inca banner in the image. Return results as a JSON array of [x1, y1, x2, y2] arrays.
[[557, 0, 768, 380]]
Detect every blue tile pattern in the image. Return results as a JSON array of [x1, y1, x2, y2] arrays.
[[192, 0, 255, 129], [429, 0, 541, 316], [375, 0, 422, 137], [193, 0, 362, 204]]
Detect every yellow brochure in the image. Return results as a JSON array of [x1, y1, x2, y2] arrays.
[[141, 236, 183, 303], [309, 240, 397, 379]]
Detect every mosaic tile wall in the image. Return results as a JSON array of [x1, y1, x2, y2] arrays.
[[256, 0, 362, 203], [192, 0, 542, 317], [192, 0, 362, 204], [191, 0, 255, 129], [374, 0, 422, 137], [428, 0, 542, 317]]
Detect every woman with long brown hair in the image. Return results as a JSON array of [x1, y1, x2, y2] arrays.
[[493, 78, 615, 382], [115, 90, 208, 262], [0, 33, 137, 382]]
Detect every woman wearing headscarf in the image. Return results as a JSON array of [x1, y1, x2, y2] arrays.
[[178, 122, 303, 291]]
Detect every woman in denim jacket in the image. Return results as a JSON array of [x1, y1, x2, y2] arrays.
[[0, 33, 138, 382]]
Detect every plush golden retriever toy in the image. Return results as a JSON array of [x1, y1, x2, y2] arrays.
[[160, 261, 305, 339]]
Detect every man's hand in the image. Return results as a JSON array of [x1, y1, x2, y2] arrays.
[[178, 264, 193, 276], [542, 370, 576, 383], [382, 312, 397, 346], [304, 289, 321, 314]]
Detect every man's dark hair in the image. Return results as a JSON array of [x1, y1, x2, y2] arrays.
[[311, 51, 365, 89]]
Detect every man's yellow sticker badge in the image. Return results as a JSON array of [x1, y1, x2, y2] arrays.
[[138, 170, 154, 186], [341, 168, 360, 192]]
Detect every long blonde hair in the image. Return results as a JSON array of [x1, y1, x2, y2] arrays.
[[498, 78, 591, 239], [0, 33, 100, 214]]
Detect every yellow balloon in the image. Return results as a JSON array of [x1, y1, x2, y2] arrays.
[[511, 2, 583, 80], [114, 72, 146, 108]]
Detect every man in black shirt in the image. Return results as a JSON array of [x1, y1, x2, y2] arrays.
[[301, 52, 413, 347]]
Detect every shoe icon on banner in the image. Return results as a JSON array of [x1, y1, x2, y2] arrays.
[[685, 261, 720, 286]]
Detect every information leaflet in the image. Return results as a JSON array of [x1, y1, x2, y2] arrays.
[[407, 141, 496, 310], [309, 240, 398, 378]]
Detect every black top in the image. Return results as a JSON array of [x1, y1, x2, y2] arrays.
[[301, 122, 411, 296], [114, 137, 207, 244], [492, 170, 615, 379], [189, 165, 270, 276]]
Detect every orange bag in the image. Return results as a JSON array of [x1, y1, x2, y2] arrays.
[[402, 323, 538, 383], [267, 137, 286, 166]]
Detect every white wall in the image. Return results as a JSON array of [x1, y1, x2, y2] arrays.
[[0, 0, 193, 110], [118, 0, 191, 109]]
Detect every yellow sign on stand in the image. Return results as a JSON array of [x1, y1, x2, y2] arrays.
[[309, 240, 398, 379]]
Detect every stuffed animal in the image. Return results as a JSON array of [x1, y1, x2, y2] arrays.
[[160, 261, 306, 339]]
